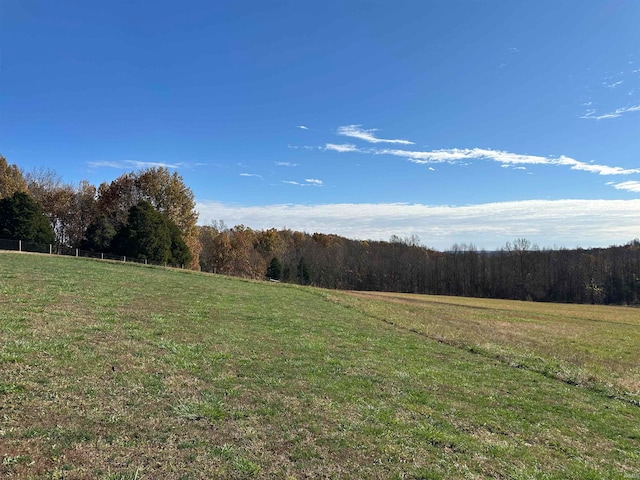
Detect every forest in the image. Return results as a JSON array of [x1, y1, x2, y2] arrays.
[[2, 155, 640, 305]]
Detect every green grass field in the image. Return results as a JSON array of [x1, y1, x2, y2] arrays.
[[1, 252, 639, 479]]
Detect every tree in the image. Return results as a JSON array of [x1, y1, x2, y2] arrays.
[[97, 168, 201, 268], [80, 215, 117, 252], [96, 173, 141, 228], [0, 192, 55, 244], [112, 201, 191, 265], [266, 257, 282, 280], [66, 180, 99, 247], [112, 201, 171, 262], [166, 219, 192, 266], [199, 223, 232, 273], [297, 256, 311, 285], [25, 167, 75, 245], [136, 167, 200, 269], [0, 155, 28, 200], [228, 225, 263, 278]]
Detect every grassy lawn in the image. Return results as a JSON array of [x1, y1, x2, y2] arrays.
[[1, 252, 639, 479]]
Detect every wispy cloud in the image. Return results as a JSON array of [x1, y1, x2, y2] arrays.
[[275, 161, 298, 167], [581, 103, 640, 120], [288, 145, 317, 150], [297, 125, 309, 130], [196, 199, 640, 250], [610, 181, 640, 193], [88, 160, 183, 170], [337, 125, 415, 145], [240, 173, 263, 178], [283, 179, 323, 187], [327, 144, 640, 176], [325, 143, 359, 153]]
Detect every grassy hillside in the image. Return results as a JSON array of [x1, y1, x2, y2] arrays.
[[1, 252, 639, 479]]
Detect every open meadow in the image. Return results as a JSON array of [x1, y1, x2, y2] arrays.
[[1, 252, 639, 479]]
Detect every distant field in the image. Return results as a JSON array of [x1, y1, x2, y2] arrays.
[[1, 252, 639, 479], [338, 291, 640, 402]]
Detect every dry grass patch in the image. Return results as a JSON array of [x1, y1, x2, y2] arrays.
[[339, 290, 640, 401]]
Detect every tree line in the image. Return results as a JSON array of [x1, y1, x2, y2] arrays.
[[2, 154, 640, 304], [198, 226, 640, 305], [0, 155, 198, 267]]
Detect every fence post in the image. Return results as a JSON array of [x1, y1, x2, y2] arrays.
[[75, 248, 79, 257], [123, 256, 126, 262], [101, 253, 104, 260], [49, 244, 52, 255], [19, 240, 22, 252]]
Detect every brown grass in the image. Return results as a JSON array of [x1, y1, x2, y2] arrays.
[[340, 290, 640, 397]]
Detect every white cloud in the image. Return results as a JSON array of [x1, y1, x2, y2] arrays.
[[275, 162, 298, 167], [611, 181, 640, 193], [337, 125, 415, 145], [297, 125, 309, 130], [329, 144, 640, 176], [325, 143, 360, 153], [88, 160, 183, 170], [87, 161, 123, 169], [581, 103, 640, 120], [555, 156, 640, 175], [395, 148, 554, 167], [283, 179, 323, 187], [580, 111, 620, 120], [288, 145, 317, 150], [240, 173, 262, 178], [196, 199, 640, 250]]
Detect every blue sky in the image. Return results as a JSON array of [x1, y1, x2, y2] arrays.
[[2, 1, 640, 250]]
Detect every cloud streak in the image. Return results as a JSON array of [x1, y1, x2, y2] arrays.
[[610, 181, 640, 193], [196, 199, 640, 250], [283, 178, 323, 187], [88, 160, 183, 170], [275, 162, 298, 167], [581, 103, 640, 120], [337, 125, 415, 145], [326, 144, 640, 176], [325, 143, 359, 153]]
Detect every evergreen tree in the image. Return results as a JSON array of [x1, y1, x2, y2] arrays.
[[111, 201, 191, 265], [112, 201, 171, 262], [266, 257, 282, 280], [0, 192, 55, 244], [297, 257, 311, 285], [167, 219, 192, 266], [80, 215, 117, 252]]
